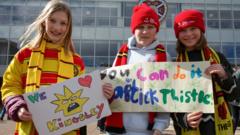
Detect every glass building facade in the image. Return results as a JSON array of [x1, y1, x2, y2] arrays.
[[0, 0, 240, 75]]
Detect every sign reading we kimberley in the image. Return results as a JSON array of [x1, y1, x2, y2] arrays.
[[101, 62, 214, 113], [23, 70, 111, 135]]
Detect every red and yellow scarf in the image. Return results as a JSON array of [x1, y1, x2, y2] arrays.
[[16, 40, 77, 135], [177, 47, 233, 135]]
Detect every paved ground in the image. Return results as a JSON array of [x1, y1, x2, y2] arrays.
[[1, 119, 240, 135], [0, 120, 175, 135]]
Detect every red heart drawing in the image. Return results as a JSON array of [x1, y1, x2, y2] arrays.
[[78, 75, 92, 88]]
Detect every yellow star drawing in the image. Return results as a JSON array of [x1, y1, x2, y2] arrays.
[[51, 86, 89, 116]]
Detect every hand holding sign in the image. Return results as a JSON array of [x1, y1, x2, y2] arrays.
[[23, 70, 111, 135], [101, 62, 214, 113]]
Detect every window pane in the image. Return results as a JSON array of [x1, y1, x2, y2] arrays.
[[110, 57, 115, 66], [0, 55, 7, 65], [96, 7, 110, 17], [207, 20, 219, 28], [0, 39, 8, 65], [110, 8, 118, 17], [234, 20, 240, 29], [8, 55, 15, 64], [222, 43, 234, 58], [96, 17, 109, 26], [82, 7, 95, 17], [0, 39, 8, 51], [72, 7, 82, 17], [166, 45, 177, 58], [9, 40, 18, 55], [221, 20, 233, 28], [25, 6, 41, 15], [95, 57, 109, 67], [110, 17, 117, 26], [73, 15, 82, 26], [220, 10, 232, 19], [12, 0, 26, 4], [0, 15, 10, 25], [0, 5, 10, 14], [207, 10, 219, 19], [122, 2, 136, 17], [123, 2, 136, 27], [236, 45, 240, 58], [81, 40, 94, 56], [82, 17, 95, 26], [25, 15, 37, 24], [72, 7, 82, 26], [237, 59, 240, 66], [13, 6, 25, 16], [110, 40, 120, 56], [233, 11, 240, 19], [73, 40, 80, 53], [0, 27, 9, 38], [80, 1, 95, 6], [166, 3, 179, 28], [166, 18, 173, 28], [124, 17, 131, 27], [83, 57, 94, 66], [82, 7, 95, 26], [12, 15, 24, 25], [96, 41, 109, 56]]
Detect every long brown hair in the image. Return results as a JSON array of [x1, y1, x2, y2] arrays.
[[176, 32, 207, 54], [19, 0, 74, 54]]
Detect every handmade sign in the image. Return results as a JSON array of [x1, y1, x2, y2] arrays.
[[23, 70, 111, 135], [101, 62, 214, 113]]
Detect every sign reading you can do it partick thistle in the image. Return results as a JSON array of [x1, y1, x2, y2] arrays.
[[101, 62, 214, 113]]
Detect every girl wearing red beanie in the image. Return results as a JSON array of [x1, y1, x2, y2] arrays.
[[104, 3, 170, 135], [171, 9, 240, 135]]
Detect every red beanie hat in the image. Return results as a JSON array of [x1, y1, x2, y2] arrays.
[[130, 3, 160, 34], [174, 9, 205, 38]]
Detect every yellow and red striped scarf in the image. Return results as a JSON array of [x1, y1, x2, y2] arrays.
[[17, 39, 76, 135], [177, 47, 233, 135]]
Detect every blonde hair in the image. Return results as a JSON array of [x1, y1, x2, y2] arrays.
[[176, 32, 207, 54], [20, 0, 74, 53]]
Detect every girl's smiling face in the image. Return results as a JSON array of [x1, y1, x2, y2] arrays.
[[134, 24, 157, 48], [178, 27, 202, 51], [44, 11, 69, 44]]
